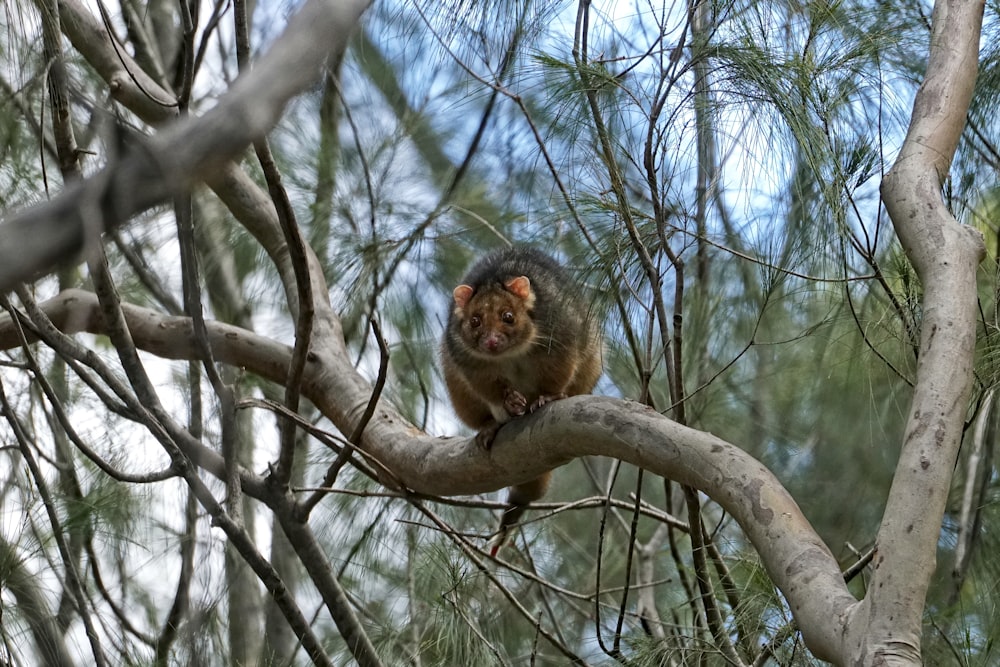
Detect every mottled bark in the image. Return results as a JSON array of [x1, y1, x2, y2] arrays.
[[848, 1, 986, 664]]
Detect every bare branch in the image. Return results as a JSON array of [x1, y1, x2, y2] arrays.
[[0, 0, 369, 291], [52, 0, 317, 304]]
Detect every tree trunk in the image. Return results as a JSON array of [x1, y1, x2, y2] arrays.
[[848, 1, 986, 663]]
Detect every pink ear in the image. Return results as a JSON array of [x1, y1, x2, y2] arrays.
[[504, 276, 531, 300], [453, 285, 474, 309]]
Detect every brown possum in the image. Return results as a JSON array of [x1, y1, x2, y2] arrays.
[[441, 246, 602, 555]]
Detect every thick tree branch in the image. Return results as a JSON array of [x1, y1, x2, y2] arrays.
[[864, 1, 987, 664], [54, 0, 318, 306], [0, 0, 369, 292], [0, 288, 853, 662]]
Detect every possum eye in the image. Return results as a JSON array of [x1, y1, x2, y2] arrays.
[[501, 311, 515, 324], [470, 315, 482, 328]]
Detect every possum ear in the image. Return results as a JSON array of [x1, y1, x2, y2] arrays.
[[453, 285, 475, 309], [504, 276, 532, 301]]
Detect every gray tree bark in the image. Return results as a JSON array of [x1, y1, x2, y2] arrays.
[[848, 1, 986, 664]]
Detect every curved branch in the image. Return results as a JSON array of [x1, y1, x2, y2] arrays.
[[0, 288, 852, 662]]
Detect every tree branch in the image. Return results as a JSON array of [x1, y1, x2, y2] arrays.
[[864, 0, 987, 664], [53, 0, 317, 306], [0, 0, 369, 291], [0, 287, 853, 662]]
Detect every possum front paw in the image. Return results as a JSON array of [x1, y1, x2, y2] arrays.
[[529, 392, 567, 413], [503, 387, 528, 417]]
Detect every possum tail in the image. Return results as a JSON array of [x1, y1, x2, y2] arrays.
[[488, 472, 551, 557]]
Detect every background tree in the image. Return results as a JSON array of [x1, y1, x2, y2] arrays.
[[0, 0, 995, 665]]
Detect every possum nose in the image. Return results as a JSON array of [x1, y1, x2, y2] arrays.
[[483, 334, 501, 351]]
